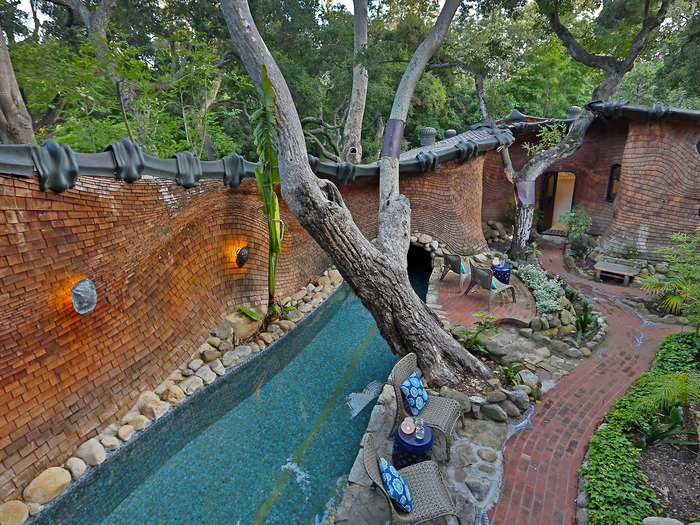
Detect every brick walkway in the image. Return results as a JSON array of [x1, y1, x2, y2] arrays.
[[486, 243, 679, 524], [433, 268, 536, 328]]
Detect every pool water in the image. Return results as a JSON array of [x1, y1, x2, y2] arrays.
[[36, 285, 397, 524]]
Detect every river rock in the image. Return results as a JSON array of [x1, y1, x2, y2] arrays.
[[101, 435, 119, 450], [142, 400, 169, 420], [500, 399, 521, 417], [206, 336, 221, 348], [23, 467, 71, 504], [65, 457, 86, 479], [477, 448, 498, 462], [180, 375, 204, 395], [75, 438, 106, 466], [218, 340, 233, 352], [274, 320, 295, 332], [642, 519, 684, 525], [154, 380, 174, 397], [222, 350, 242, 368], [188, 359, 204, 371], [329, 269, 343, 285], [566, 347, 583, 358], [560, 310, 574, 325], [560, 324, 576, 336], [196, 365, 216, 384], [464, 476, 491, 501], [210, 358, 225, 376], [519, 328, 533, 338], [163, 384, 185, 404], [124, 414, 150, 430], [530, 317, 542, 331], [550, 340, 569, 354], [260, 332, 276, 344], [137, 391, 160, 413], [417, 233, 432, 244], [210, 320, 233, 341], [117, 425, 134, 441], [285, 309, 304, 322], [506, 389, 530, 411], [25, 503, 42, 516], [200, 344, 221, 363], [225, 309, 262, 341], [481, 403, 507, 422], [486, 390, 507, 403], [518, 369, 540, 386], [318, 275, 331, 287], [439, 387, 471, 413], [0, 500, 28, 525]]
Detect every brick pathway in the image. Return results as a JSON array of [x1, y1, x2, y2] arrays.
[[486, 243, 679, 524], [433, 268, 536, 328]]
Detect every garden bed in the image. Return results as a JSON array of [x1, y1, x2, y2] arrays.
[[580, 330, 699, 524]]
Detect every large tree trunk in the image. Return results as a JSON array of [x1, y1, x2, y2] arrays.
[[220, 0, 491, 385], [508, 0, 674, 255], [0, 29, 36, 144], [340, 0, 368, 164]]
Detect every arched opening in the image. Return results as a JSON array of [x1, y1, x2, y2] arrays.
[[407, 244, 432, 301]]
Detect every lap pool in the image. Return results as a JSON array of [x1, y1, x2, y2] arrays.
[[35, 285, 398, 524]]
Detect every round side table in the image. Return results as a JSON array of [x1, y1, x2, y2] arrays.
[[392, 426, 433, 469]]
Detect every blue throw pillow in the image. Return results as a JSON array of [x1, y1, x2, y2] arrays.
[[491, 277, 497, 289], [400, 371, 428, 416], [378, 456, 413, 512]]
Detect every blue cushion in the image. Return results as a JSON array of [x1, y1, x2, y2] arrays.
[[378, 456, 413, 512], [400, 371, 428, 416], [460, 261, 467, 274], [491, 277, 497, 289]]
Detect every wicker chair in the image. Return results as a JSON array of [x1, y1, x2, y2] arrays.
[[362, 433, 459, 524], [464, 259, 516, 311], [388, 353, 460, 462]]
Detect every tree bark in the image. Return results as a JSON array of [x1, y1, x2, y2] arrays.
[[220, 0, 491, 385], [0, 29, 36, 144], [341, 0, 368, 164], [508, 0, 674, 255]]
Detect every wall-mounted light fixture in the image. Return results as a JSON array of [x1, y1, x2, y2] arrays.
[[71, 278, 97, 314], [235, 246, 249, 268]]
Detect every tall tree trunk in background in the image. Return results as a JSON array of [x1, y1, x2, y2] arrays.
[[0, 29, 36, 144], [508, 0, 674, 255], [221, 0, 492, 385], [340, 0, 368, 164]]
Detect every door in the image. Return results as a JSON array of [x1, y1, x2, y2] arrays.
[[551, 172, 576, 230], [540, 172, 557, 231]]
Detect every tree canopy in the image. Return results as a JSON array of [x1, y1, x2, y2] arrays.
[[0, 0, 696, 156]]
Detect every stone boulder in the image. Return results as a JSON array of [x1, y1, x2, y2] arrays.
[[137, 391, 160, 413], [642, 519, 684, 525], [225, 309, 262, 341], [180, 376, 204, 395], [64, 457, 86, 479], [438, 387, 471, 413], [195, 365, 216, 384], [142, 400, 169, 420], [101, 435, 119, 450], [117, 425, 135, 441], [481, 404, 507, 422], [329, 269, 343, 285], [163, 384, 185, 404], [75, 438, 106, 466], [464, 476, 491, 501], [124, 414, 150, 430], [199, 343, 221, 363], [505, 389, 530, 411], [0, 500, 28, 525], [23, 467, 71, 504]]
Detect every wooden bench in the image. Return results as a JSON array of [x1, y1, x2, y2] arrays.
[[594, 256, 644, 286]]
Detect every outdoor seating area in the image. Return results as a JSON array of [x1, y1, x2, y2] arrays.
[[593, 255, 645, 285]]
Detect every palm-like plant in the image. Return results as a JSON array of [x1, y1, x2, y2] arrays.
[[640, 226, 700, 334], [253, 65, 286, 312], [632, 371, 700, 414]]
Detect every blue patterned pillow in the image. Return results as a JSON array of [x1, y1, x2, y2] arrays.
[[400, 371, 428, 416], [378, 456, 413, 512]]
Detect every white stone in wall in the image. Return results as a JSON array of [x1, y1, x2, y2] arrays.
[[117, 425, 135, 441], [180, 376, 204, 395], [136, 391, 160, 413], [101, 436, 119, 450], [75, 438, 106, 466]]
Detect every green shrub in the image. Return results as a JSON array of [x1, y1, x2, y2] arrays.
[[585, 331, 698, 524], [558, 204, 592, 238], [515, 264, 563, 314]]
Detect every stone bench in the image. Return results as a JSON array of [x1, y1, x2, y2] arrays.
[[594, 256, 644, 286]]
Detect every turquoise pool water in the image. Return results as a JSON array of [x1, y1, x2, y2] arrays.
[[37, 285, 397, 524]]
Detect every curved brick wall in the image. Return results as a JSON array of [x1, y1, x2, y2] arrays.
[[601, 118, 700, 261], [482, 120, 629, 235], [0, 155, 487, 499]]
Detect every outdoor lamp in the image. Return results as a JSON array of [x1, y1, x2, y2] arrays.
[[236, 246, 249, 268], [71, 278, 97, 314]]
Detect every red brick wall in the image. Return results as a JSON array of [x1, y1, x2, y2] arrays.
[[482, 120, 629, 235], [601, 118, 700, 261], [0, 154, 487, 499]]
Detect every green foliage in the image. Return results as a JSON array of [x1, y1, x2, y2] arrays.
[[457, 312, 498, 356], [558, 204, 592, 238], [632, 371, 700, 415], [515, 264, 563, 314], [585, 331, 698, 523], [522, 121, 567, 156], [239, 305, 262, 321], [497, 363, 521, 387], [524, 241, 542, 259], [616, 244, 641, 260], [252, 66, 286, 307], [564, 284, 580, 303], [640, 226, 700, 331], [575, 300, 595, 343], [637, 405, 689, 449]]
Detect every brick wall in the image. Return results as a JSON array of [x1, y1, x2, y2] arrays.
[[601, 118, 700, 261], [482, 120, 629, 235], [0, 154, 486, 499]]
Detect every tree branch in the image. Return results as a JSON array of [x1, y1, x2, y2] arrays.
[[304, 131, 341, 162], [475, 71, 514, 179]]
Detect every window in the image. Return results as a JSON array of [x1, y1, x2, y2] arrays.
[[606, 165, 621, 202]]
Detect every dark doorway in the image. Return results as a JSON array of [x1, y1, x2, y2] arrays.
[[539, 171, 576, 232], [407, 244, 432, 301]]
